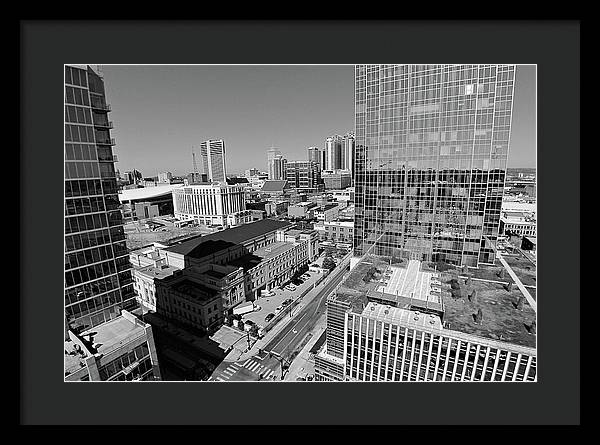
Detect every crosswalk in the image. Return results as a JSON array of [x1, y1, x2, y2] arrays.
[[241, 358, 277, 380], [210, 359, 277, 381]]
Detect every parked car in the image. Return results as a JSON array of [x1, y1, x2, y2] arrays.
[[275, 306, 283, 313], [265, 313, 275, 322], [283, 298, 293, 306], [285, 285, 296, 291]]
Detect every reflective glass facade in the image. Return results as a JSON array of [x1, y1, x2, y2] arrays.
[[64, 65, 135, 332], [353, 65, 515, 266]]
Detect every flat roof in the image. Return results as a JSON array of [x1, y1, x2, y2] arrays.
[[118, 184, 183, 202], [362, 302, 443, 330], [80, 315, 146, 356], [171, 279, 219, 303], [135, 264, 179, 279], [334, 256, 536, 349], [228, 254, 263, 271], [253, 241, 295, 259], [166, 219, 293, 256]]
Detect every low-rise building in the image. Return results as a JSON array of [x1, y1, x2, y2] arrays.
[[314, 220, 354, 244], [288, 201, 318, 219], [315, 203, 340, 222], [64, 309, 161, 381], [155, 269, 226, 334], [322, 169, 352, 190]]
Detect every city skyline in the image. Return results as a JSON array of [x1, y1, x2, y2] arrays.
[[99, 65, 536, 176]]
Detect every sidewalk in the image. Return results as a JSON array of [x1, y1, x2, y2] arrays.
[[284, 320, 327, 381], [230, 270, 334, 363]]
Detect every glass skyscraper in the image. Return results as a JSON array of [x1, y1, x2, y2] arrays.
[[64, 65, 135, 332], [200, 139, 227, 183], [353, 65, 516, 266]]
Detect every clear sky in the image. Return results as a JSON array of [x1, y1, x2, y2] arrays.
[[102, 65, 536, 177]]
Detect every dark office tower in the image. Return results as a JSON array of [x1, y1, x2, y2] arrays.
[[65, 65, 135, 332], [307, 146, 321, 169], [353, 65, 515, 267], [200, 139, 227, 183], [325, 135, 344, 171], [285, 160, 321, 190]]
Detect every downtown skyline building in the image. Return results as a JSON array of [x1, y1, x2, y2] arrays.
[[314, 256, 536, 382], [65, 65, 161, 381], [267, 147, 288, 181], [353, 64, 516, 267], [200, 139, 227, 183]]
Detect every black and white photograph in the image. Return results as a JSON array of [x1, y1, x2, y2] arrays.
[[20, 20, 580, 426], [63, 63, 538, 383]]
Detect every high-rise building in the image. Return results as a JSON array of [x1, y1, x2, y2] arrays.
[[267, 147, 286, 180], [285, 160, 321, 191], [314, 256, 536, 382], [325, 135, 344, 171], [65, 65, 161, 381], [307, 146, 322, 169], [65, 65, 136, 331], [199, 139, 227, 183], [353, 64, 516, 266]]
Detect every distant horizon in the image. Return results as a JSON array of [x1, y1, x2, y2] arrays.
[[101, 65, 536, 177]]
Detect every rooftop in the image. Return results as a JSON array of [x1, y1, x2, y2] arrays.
[[118, 184, 183, 202], [334, 256, 536, 349], [228, 253, 263, 271], [261, 180, 288, 192], [253, 241, 296, 259], [135, 264, 179, 280], [171, 279, 219, 303], [165, 219, 292, 256], [79, 314, 147, 357]]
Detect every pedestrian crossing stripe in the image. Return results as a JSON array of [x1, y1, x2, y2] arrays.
[[242, 359, 252, 366], [231, 363, 241, 369], [223, 369, 235, 376], [215, 377, 224, 381]]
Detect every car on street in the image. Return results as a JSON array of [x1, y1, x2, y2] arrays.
[[282, 298, 293, 306], [265, 313, 275, 322], [275, 306, 283, 313]]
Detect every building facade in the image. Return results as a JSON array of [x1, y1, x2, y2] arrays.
[[325, 135, 344, 171], [314, 257, 536, 382], [64, 309, 161, 381], [65, 65, 136, 332], [172, 183, 246, 226], [322, 169, 352, 190], [286, 160, 321, 190], [200, 139, 227, 183], [267, 148, 287, 181], [343, 132, 356, 179], [353, 64, 516, 267], [307, 146, 322, 169]]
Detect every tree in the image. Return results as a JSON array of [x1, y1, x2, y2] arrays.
[[530, 320, 537, 334], [249, 324, 259, 337], [465, 277, 472, 286], [505, 282, 513, 292], [497, 269, 505, 279], [322, 257, 336, 272]]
